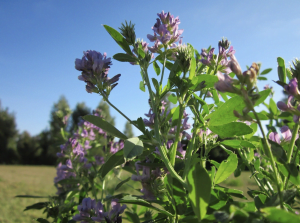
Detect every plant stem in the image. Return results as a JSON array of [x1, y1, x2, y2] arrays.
[[170, 104, 184, 166], [159, 48, 167, 87], [101, 94, 138, 130], [252, 109, 284, 209], [143, 68, 186, 187], [283, 123, 299, 189]]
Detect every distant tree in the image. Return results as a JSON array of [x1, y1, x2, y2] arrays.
[[47, 96, 71, 163], [17, 131, 40, 164], [36, 130, 57, 165], [97, 99, 115, 126], [69, 102, 91, 133], [0, 102, 18, 164], [49, 96, 71, 136], [124, 120, 134, 138]]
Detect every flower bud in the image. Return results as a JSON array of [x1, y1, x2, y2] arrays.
[[119, 20, 136, 45], [218, 37, 231, 50], [289, 58, 300, 81], [284, 78, 300, 96], [176, 44, 193, 74], [228, 56, 242, 77]]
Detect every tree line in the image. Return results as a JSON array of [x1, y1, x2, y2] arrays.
[[0, 96, 134, 165]]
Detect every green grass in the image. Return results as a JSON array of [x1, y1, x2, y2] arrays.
[[0, 165, 260, 222], [0, 165, 57, 223]]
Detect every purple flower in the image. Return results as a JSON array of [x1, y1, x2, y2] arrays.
[[215, 71, 236, 93], [284, 78, 300, 97], [147, 11, 183, 47], [108, 199, 127, 222], [73, 198, 96, 222], [269, 132, 281, 144], [91, 201, 106, 222], [200, 48, 215, 65]]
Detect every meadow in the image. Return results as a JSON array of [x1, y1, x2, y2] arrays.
[[0, 165, 259, 223]]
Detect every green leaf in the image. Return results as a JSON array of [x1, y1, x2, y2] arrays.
[[206, 96, 245, 126], [187, 163, 211, 221], [260, 68, 272, 75], [189, 56, 196, 80], [257, 77, 268, 81], [214, 185, 246, 199], [240, 141, 256, 149], [266, 140, 288, 164], [125, 212, 140, 223], [151, 78, 160, 93], [24, 202, 49, 211], [119, 195, 174, 217], [168, 93, 177, 104], [278, 163, 300, 185], [214, 153, 238, 184], [57, 178, 81, 185], [210, 160, 220, 169], [277, 57, 287, 84], [103, 25, 132, 55], [115, 177, 131, 191], [139, 81, 145, 92], [209, 122, 253, 138], [123, 137, 144, 161], [99, 149, 125, 178], [83, 115, 128, 140], [113, 53, 137, 62], [262, 207, 300, 223], [164, 175, 187, 215], [16, 195, 48, 198], [221, 140, 241, 148], [191, 75, 219, 89], [212, 90, 220, 104], [269, 98, 278, 115], [36, 218, 50, 223], [254, 89, 271, 106], [153, 61, 161, 76]]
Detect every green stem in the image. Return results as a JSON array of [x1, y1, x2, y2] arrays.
[[101, 94, 139, 130], [143, 68, 186, 187], [284, 123, 300, 189], [252, 109, 284, 209], [170, 104, 184, 166], [159, 48, 167, 87]]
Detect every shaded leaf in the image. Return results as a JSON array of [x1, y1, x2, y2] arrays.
[[187, 163, 211, 221], [214, 153, 238, 184], [262, 207, 300, 223], [99, 149, 125, 178], [123, 137, 144, 161], [115, 177, 131, 191], [113, 53, 137, 62]]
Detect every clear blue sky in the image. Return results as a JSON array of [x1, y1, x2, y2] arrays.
[[1, 0, 300, 136]]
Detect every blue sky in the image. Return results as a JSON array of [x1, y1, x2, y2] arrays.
[[1, 0, 300, 136]]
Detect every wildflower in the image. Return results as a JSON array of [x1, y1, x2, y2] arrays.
[[200, 48, 215, 66], [75, 50, 121, 96], [147, 11, 183, 47], [284, 78, 300, 97], [269, 132, 281, 144], [215, 71, 237, 93]]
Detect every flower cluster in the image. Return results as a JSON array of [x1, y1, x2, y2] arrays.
[[75, 50, 121, 96], [277, 78, 300, 123], [147, 11, 183, 50], [54, 110, 123, 195], [73, 197, 126, 223]]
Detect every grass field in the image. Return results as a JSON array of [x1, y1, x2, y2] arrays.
[[0, 165, 259, 223]]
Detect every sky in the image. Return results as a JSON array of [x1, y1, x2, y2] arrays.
[[1, 0, 300, 136]]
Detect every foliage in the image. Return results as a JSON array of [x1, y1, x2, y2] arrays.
[[18, 10, 300, 223]]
